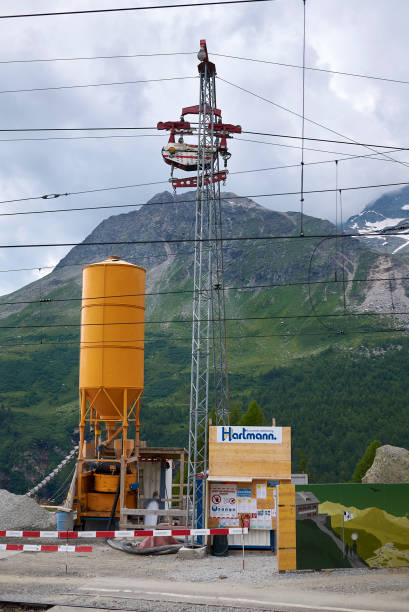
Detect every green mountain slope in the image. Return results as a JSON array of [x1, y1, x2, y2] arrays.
[[1, 191, 409, 494]]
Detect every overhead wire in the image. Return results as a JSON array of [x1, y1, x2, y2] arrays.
[[0, 326, 407, 351], [3, 275, 409, 307], [1, 224, 409, 250], [0, 0, 278, 20], [0, 308, 407, 332], [0, 76, 197, 95], [3, 181, 409, 218], [4, 142, 409, 207], [0, 124, 406, 151], [218, 77, 409, 170], [1, 48, 408, 89], [299, 0, 307, 236], [212, 52, 409, 88]]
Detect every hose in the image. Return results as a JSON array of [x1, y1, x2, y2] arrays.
[[106, 476, 121, 530], [106, 538, 182, 555]]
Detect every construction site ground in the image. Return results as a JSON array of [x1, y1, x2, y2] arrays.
[[0, 541, 408, 612]]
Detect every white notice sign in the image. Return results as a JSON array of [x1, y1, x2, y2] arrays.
[[216, 426, 282, 444], [210, 484, 238, 518]]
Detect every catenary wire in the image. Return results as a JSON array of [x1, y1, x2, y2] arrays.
[[0, 76, 197, 95], [0, 327, 406, 350], [3, 180, 409, 217], [0, 51, 196, 65], [218, 77, 409, 170], [3, 48, 409, 89], [2, 276, 409, 308], [299, 0, 307, 235], [0, 124, 407, 151], [213, 52, 409, 88], [0, 225, 408, 249], [3, 142, 408, 206], [0, 1, 278, 20], [0, 309, 407, 331], [0, 123, 405, 152]]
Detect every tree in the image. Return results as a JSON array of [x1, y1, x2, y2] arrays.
[[238, 400, 267, 426], [352, 440, 382, 483], [230, 401, 242, 426], [298, 451, 308, 474]]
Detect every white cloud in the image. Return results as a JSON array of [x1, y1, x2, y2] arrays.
[[1, 0, 409, 294]]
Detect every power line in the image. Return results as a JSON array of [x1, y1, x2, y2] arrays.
[[3, 143, 407, 206], [0, 180, 169, 205], [2, 47, 408, 89], [0, 134, 163, 143], [0, 123, 407, 152], [3, 180, 409, 218], [1, 308, 407, 332], [3, 275, 409, 307], [0, 326, 406, 350], [0, 52, 196, 66], [218, 77, 409, 170], [0, 0, 277, 20], [0, 225, 407, 250], [0, 76, 197, 95], [213, 52, 409, 88]]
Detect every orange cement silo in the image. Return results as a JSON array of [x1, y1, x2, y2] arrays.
[[76, 256, 146, 526], [79, 256, 145, 444]]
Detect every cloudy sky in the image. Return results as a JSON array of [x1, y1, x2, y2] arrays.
[[1, 0, 409, 294]]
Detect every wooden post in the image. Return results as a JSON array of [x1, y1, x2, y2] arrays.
[[272, 417, 276, 426]]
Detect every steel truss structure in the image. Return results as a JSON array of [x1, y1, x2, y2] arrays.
[[157, 40, 241, 530]]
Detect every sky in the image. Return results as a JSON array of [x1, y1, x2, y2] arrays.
[[1, 0, 409, 294]]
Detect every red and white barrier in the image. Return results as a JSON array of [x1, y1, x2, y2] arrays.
[[0, 544, 92, 553], [0, 527, 248, 539]]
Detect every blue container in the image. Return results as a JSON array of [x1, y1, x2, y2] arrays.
[[56, 511, 74, 531]]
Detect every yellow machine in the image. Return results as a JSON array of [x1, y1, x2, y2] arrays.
[[75, 255, 146, 528]]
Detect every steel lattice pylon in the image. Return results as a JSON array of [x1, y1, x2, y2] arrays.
[[186, 43, 231, 532], [157, 40, 241, 531]]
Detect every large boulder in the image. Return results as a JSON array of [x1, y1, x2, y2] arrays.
[[362, 445, 409, 483]]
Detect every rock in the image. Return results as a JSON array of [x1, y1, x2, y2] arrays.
[[177, 545, 207, 559], [362, 445, 409, 483], [0, 488, 57, 530]]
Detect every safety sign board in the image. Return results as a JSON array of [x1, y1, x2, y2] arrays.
[[210, 483, 237, 518]]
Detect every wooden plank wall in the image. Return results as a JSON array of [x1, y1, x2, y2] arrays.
[[208, 426, 291, 479], [277, 483, 296, 571]]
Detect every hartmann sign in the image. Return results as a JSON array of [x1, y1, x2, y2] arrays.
[[216, 426, 283, 444]]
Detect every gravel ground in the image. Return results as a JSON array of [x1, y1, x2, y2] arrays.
[[0, 490, 56, 531], [0, 542, 408, 611]]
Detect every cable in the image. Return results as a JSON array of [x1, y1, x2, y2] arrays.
[[0, 180, 169, 206], [0, 76, 197, 95], [0, 123, 408, 152], [299, 0, 307, 236], [4, 144, 408, 206], [0, 1, 278, 20], [2, 47, 408, 90], [0, 134, 164, 144], [0, 123, 407, 152], [0, 52, 196, 66], [218, 78, 409, 170], [240, 131, 409, 151], [1, 224, 409, 249], [4, 180, 409, 218], [3, 275, 409, 307], [1, 308, 407, 332], [213, 52, 409, 88], [0, 326, 407, 350]]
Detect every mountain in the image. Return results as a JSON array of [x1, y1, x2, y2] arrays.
[[345, 184, 409, 255], [1, 190, 409, 494]]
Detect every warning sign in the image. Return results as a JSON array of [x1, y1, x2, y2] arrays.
[[209, 484, 237, 518]]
